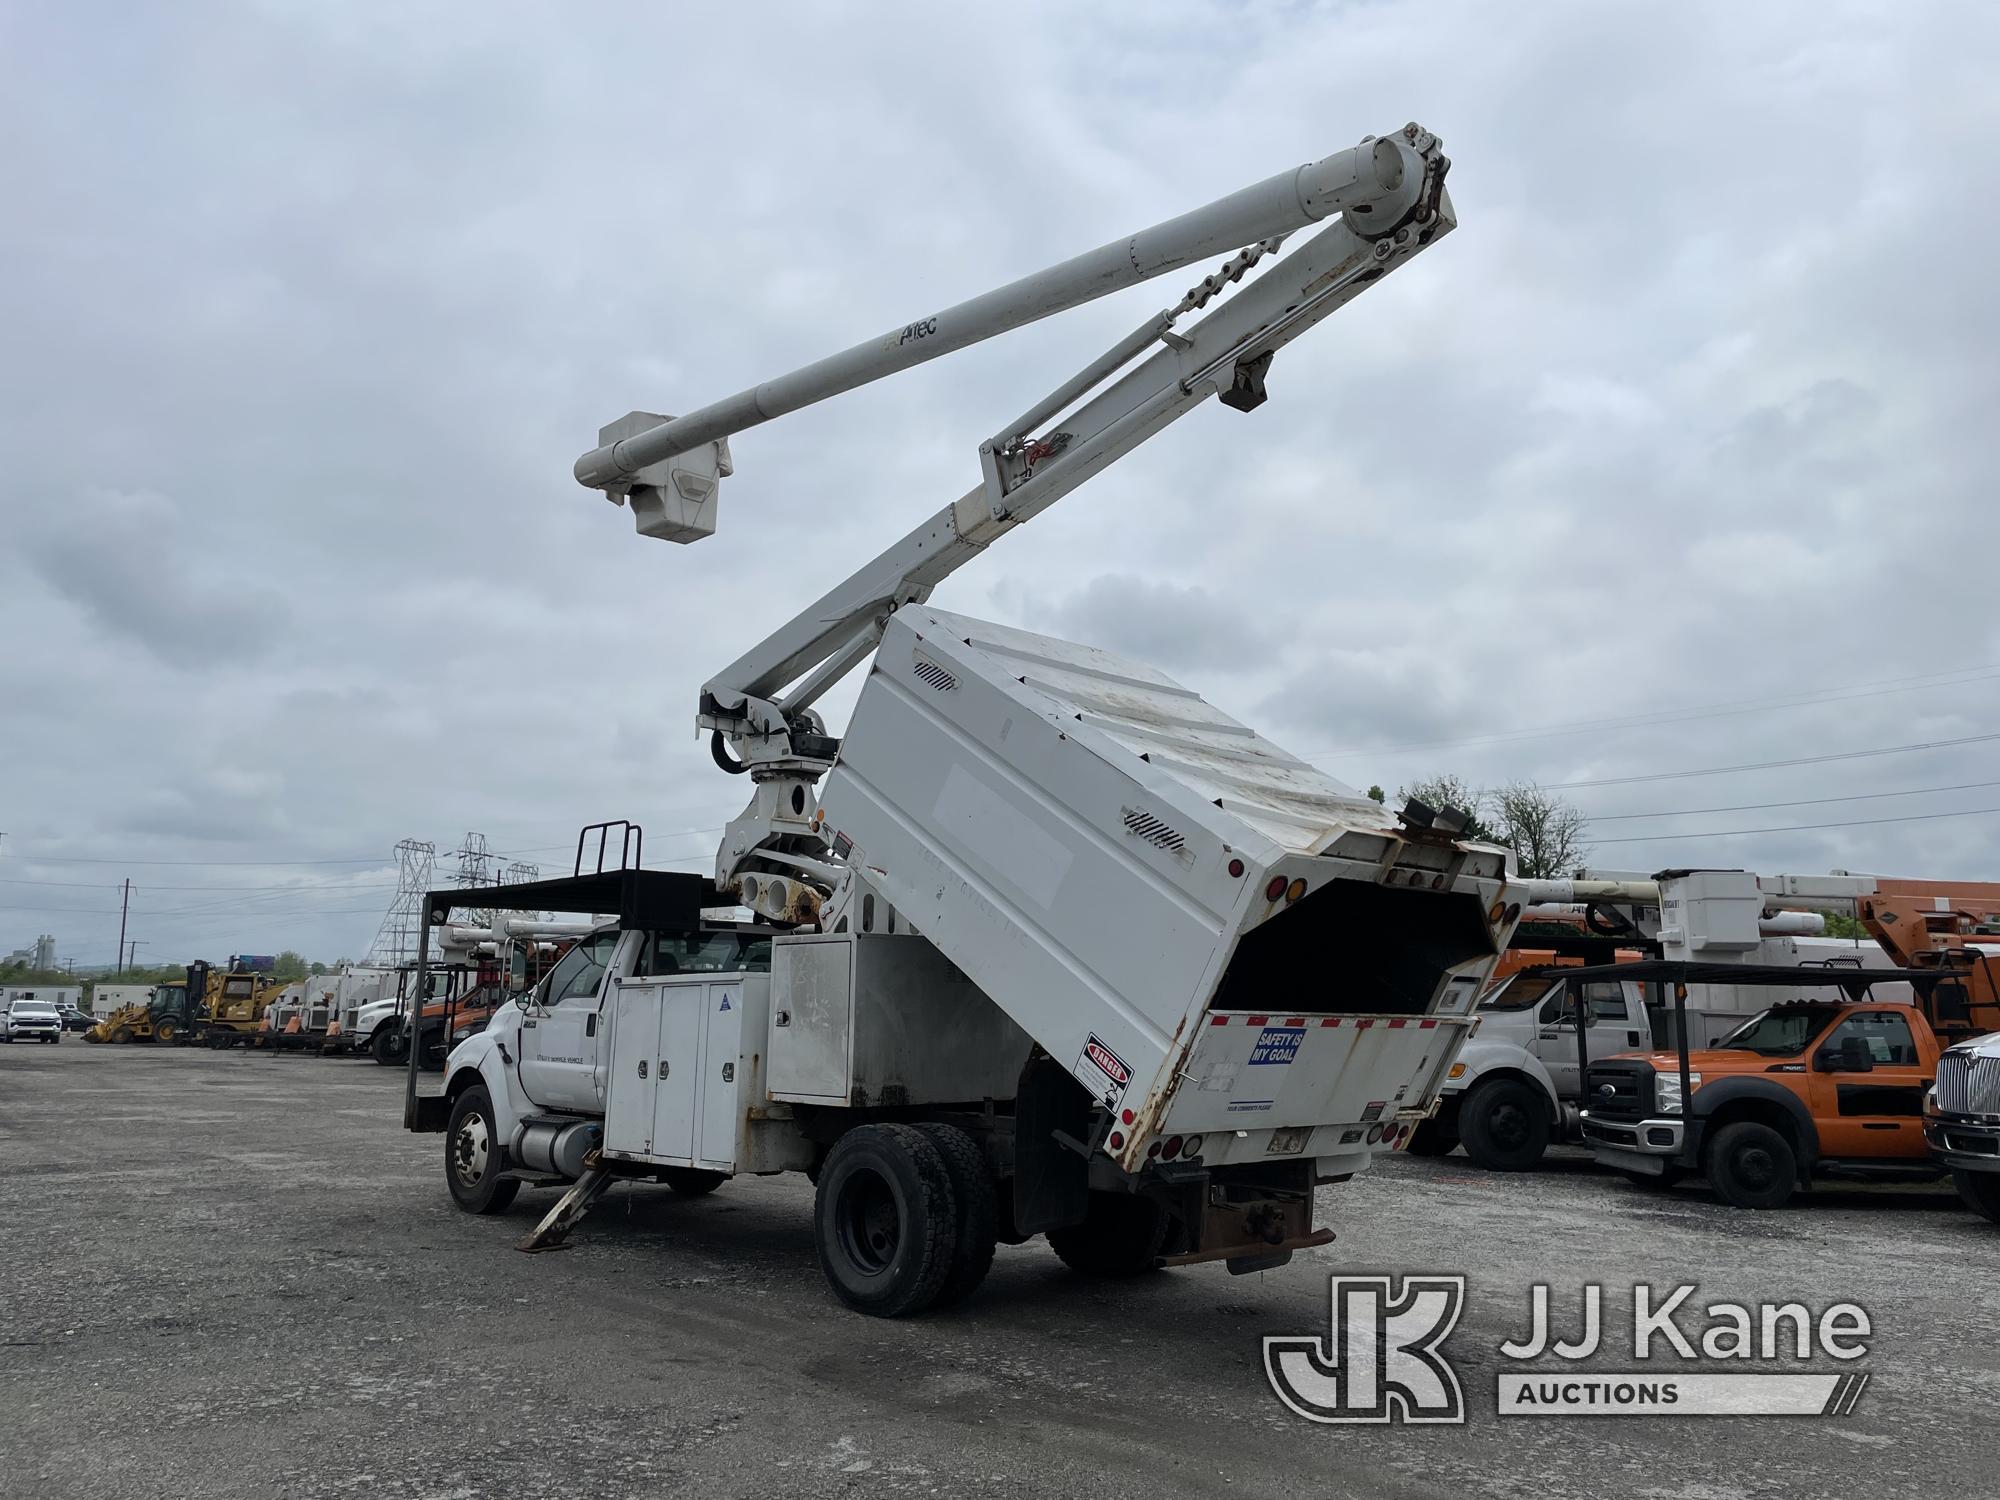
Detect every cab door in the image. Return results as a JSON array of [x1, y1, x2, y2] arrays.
[[1805, 1010, 1932, 1160], [517, 930, 620, 1112], [1531, 980, 1647, 1098]]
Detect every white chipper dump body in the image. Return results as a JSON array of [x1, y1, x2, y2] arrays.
[[418, 122, 1528, 1316], [820, 606, 1506, 1174]]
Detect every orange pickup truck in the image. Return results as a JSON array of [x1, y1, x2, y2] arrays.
[[1576, 959, 1948, 1209]]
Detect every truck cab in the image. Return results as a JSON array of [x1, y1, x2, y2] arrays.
[[1582, 973, 1942, 1208], [1418, 968, 1648, 1169], [1923, 1029, 2000, 1224], [441, 919, 787, 1207]]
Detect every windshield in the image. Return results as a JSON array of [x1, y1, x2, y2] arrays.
[[1479, 972, 1566, 1012], [13, 1002, 57, 1015], [1714, 1004, 1843, 1057]]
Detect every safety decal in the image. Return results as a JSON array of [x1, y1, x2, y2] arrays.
[[1248, 1025, 1306, 1066]]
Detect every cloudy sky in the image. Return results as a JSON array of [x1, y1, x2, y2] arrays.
[[3, 1, 1996, 968]]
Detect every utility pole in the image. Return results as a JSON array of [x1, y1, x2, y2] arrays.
[[116, 878, 131, 977], [126, 940, 146, 971]]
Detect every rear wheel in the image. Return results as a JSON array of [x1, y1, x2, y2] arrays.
[[1458, 1079, 1551, 1171], [1047, 1190, 1169, 1278], [1405, 1119, 1460, 1157], [445, 1085, 520, 1215], [813, 1124, 958, 1317], [914, 1122, 998, 1307], [1704, 1120, 1797, 1210], [660, 1167, 728, 1197], [1953, 1170, 2000, 1225]]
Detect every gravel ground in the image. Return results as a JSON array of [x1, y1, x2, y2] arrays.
[[2, 1041, 1994, 1499]]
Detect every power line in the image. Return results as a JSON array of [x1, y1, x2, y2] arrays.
[[1311, 661, 2000, 761], [1588, 779, 2000, 822], [1546, 731, 2000, 791], [1594, 805, 2000, 845]]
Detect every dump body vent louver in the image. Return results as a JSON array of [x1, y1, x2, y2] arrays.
[[912, 657, 958, 692], [1122, 806, 1192, 863]]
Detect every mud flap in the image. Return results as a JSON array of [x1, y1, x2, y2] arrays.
[[1014, 1052, 1092, 1235]]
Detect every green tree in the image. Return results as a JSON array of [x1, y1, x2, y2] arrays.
[[271, 951, 309, 981], [1490, 781, 1590, 879], [1365, 785, 1386, 804], [1817, 910, 1869, 940], [1392, 774, 1590, 878]]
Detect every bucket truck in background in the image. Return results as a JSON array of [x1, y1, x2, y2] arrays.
[[1425, 870, 1915, 1169], [419, 124, 1530, 1318]]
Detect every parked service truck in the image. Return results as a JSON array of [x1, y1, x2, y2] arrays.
[[1582, 962, 1955, 1208], [418, 124, 1527, 1318], [1427, 872, 1907, 1170], [1924, 1028, 2000, 1223]]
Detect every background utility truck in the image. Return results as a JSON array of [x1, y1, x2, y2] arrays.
[[1426, 869, 1909, 1169], [415, 124, 1530, 1318], [1580, 959, 1958, 1208], [1924, 1027, 2000, 1224]]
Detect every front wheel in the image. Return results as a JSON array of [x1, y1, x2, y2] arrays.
[[1047, 1190, 1169, 1278], [445, 1085, 520, 1215], [1458, 1079, 1551, 1172], [371, 1026, 407, 1067], [109, 1025, 133, 1044], [154, 1016, 181, 1044], [813, 1123, 959, 1317], [1953, 1169, 2000, 1225], [1704, 1121, 1797, 1210]]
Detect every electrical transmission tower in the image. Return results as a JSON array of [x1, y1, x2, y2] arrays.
[[501, 859, 542, 921], [451, 832, 496, 927], [366, 839, 435, 966]]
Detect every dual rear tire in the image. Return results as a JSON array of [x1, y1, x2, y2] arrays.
[[813, 1122, 997, 1317]]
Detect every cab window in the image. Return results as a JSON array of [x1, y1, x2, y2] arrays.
[[1716, 1004, 1843, 1057], [1481, 973, 1564, 1012], [638, 930, 772, 975], [541, 932, 618, 1006], [1821, 1011, 1918, 1066]]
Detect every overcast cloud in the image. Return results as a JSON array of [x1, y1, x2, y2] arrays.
[[3, 1, 1996, 967]]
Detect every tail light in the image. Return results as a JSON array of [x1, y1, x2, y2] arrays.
[[1264, 876, 1287, 901], [1182, 1134, 1203, 1159], [1162, 1135, 1184, 1160]]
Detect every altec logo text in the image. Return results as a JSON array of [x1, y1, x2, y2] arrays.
[[1265, 1277, 1873, 1424]]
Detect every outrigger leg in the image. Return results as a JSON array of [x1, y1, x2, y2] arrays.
[[516, 1153, 613, 1253]]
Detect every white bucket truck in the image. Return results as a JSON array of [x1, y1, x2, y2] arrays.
[[414, 124, 1526, 1316], [1425, 870, 1907, 1170]]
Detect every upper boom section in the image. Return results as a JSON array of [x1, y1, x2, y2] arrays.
[[572, 135, 1434, 501]]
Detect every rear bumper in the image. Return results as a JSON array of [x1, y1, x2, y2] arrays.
[[1580, 1113, 1688, 1169], [1925, 1116, 2000, 1173]]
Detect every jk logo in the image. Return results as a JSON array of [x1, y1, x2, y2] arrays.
[[1264, 1275, 1466, 1424]]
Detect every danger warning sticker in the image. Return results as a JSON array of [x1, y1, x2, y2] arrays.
[[1076, 1033, 1132, 1104]]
